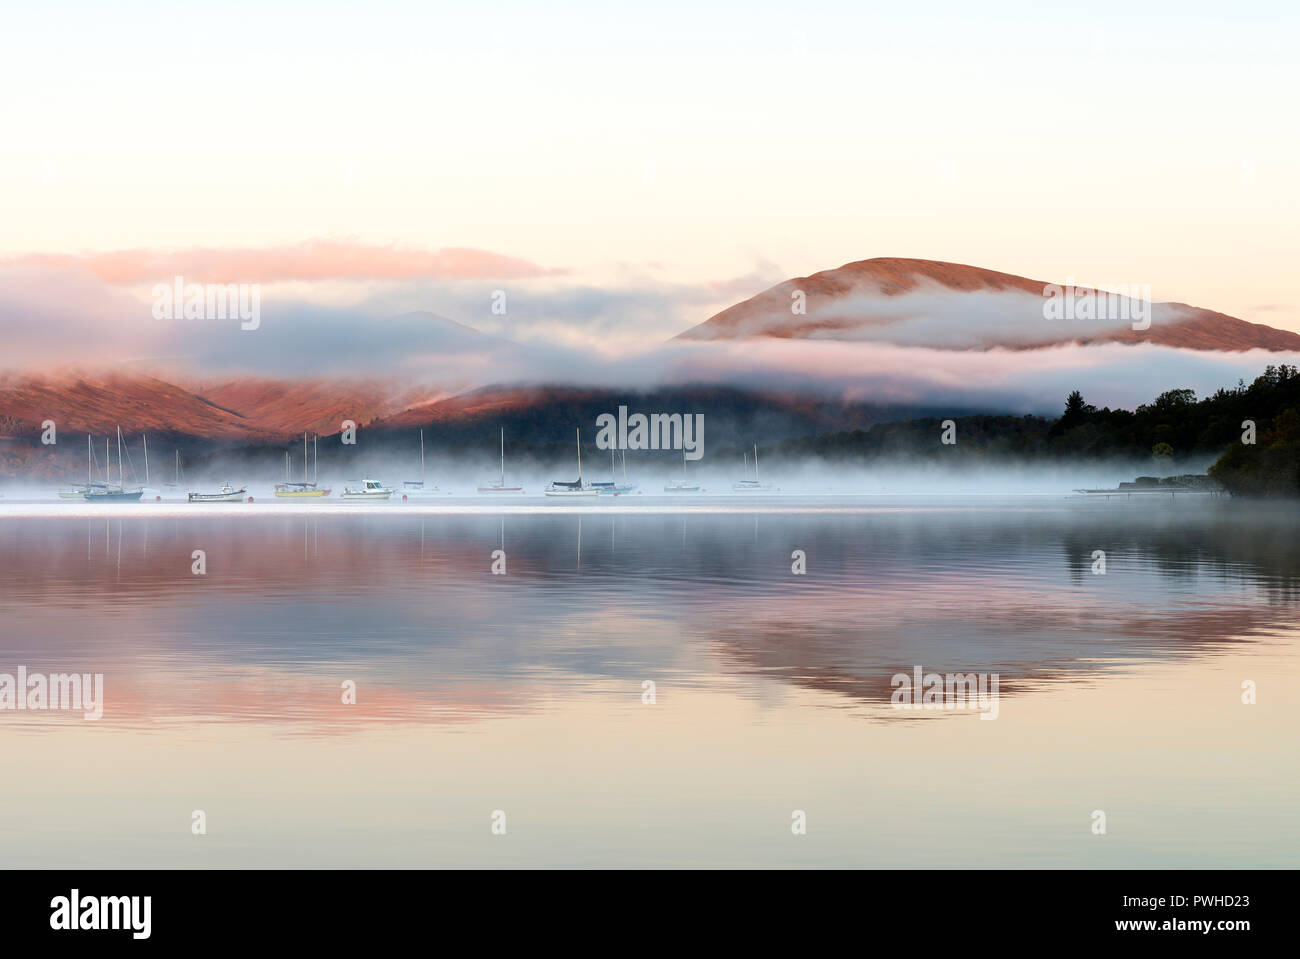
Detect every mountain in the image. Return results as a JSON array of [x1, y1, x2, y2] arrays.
[[0, 372, 971, 479], [0, 372, 268, 442], [677, 257, 1300, 351], [192, 377, 421, 438], [0, 371, 411, 443]]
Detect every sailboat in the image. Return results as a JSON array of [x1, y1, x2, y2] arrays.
[[731, 445, 772, 491], [478, 428, 524, 493], [401, 430, 440, 496], [546, 428, 601, 496], [139, 433, 157, 493], [84, 428, 144, 501], [58, 435, 110, 498], [276, 433, 331, 497], [595, 448, 636, 495], [164, 450, 186, 490], [664, 448, 701, 493]]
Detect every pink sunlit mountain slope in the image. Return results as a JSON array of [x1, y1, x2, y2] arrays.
[[676, 257, 1300, 351]]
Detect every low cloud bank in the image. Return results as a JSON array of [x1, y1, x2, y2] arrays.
[[1, 266, 1294, 416]]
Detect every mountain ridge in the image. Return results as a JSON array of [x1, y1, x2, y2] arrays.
[[677, 257, 1300, 351]]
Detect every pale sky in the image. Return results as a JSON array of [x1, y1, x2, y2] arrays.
[[1, 0, 1297, 332]]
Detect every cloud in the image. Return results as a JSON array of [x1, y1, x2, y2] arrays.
[[685, 282, 1168, 348], [2, 259, 1296, 418], [3, 240, 564, 285]]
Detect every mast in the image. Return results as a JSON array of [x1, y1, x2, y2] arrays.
[[622, 448, 628, 484], [284, 450, 290, 482], [611, 447, 616, 482], [754, 443, 759, 482], [87, 435, 92, 486], [499, 428, 505, 485], [576, 428, 582, 481], [116, 427, 123, 489], [177, 449, 181, 485], [420, 429, 425, 482], [143, 434, 149, 486], [303, 432, 308, 483], [106, 438, 110, 487], [314, 434, 318, 483]]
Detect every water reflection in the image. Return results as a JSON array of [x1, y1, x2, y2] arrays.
[[0, 502, 1296, 728]]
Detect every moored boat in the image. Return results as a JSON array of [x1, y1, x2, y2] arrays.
[[276, 434, 331, 497], [275, 483, 331, 498], [478, 428, 524, 493], [342, 478, 393, 499], [731, 445, 772, 491], [84, 428, 144, 502], [595, 448, 637, 495], [545, 429, 601, 496], [664, 448, 702, 493], [401, 430, 440, 496], [85, 488, 145, 502], [663, 480, 701, 493], [60, 436, 108, 498], [546, 479, 600, 497], [188, 485, 247, 503], [60, 483, 108, 499]]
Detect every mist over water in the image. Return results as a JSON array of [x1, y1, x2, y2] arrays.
[[1, 498, 1296, 867], [0, 453, 1219, 501]]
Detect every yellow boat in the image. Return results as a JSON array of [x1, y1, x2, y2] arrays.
[[274, 484, 330, 498], [274, 434, 330, 497]]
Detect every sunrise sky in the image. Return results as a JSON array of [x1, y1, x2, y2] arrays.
[[1, 0, 1297, 369]]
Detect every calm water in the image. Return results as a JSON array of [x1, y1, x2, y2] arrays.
[[1, 496, 1297, 867]]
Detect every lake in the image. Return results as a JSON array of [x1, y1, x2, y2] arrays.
[[0, 495, 1296, 867]]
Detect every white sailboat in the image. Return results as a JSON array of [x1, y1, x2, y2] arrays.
[[58, 434, 109, 498], [84, 428, 145, 501], [731, 444, 772, 491], [478, 428, 524, 493], [546, 428, 600, 496], [595, 448, 636, 494], [164, 450, 186, 490], [664, 448, 701, 493], [401, 430, 440, 496]]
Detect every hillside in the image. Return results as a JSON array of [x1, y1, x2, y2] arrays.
[[677, 257, 1300, 351]]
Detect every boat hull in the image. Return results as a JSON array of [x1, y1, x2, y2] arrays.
[[188, 490, 246, 503], [84, 490, 145, 502], [274, 488, 331, 498]]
